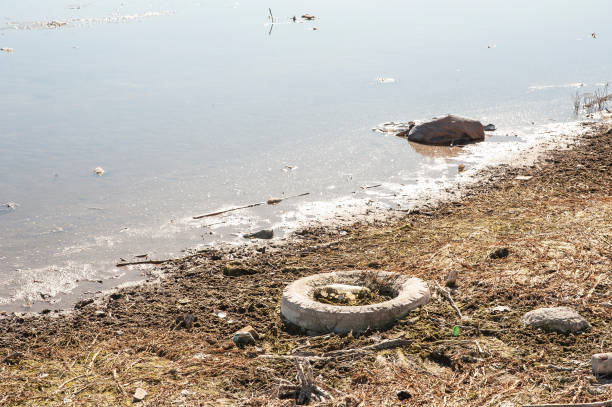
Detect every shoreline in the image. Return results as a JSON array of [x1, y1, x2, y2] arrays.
[[0, 121, 610, 406], [1, 119, 596, 313]]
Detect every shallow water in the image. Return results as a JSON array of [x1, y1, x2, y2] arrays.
[[1, 0, 611, 311]]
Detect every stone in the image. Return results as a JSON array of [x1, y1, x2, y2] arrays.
[[446, 270, 459, 287], [94, 310, 106, 318], [232, 332, 255, 348], [490, 247, 509, 259], [592, 353, 612, 377], [398, 115, 485, 146], [397, 390, 412, 400], [243, 229, 273, 239], [133, 387, 147, 402], [484, 124, 496, 131], [175, 313, 196, 330], [521, 306, 590, 334], [234, 325, 259, 340], [489, 305, 511, 313]]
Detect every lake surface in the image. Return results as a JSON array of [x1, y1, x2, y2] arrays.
[[1, 0, 610, 311]]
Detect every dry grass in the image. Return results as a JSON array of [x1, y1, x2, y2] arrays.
[[0, 123, 611, 406]]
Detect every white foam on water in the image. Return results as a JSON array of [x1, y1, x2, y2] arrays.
[[273, 120, 590, 233], [2, 11, 174, 30], [528, 83, 585, 91]]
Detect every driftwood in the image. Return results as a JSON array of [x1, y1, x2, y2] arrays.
[[116, 259, 170, 267], [277, 359, 335, 404], [524, 400, 612, 407]]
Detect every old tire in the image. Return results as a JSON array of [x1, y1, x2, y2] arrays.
[[281, 270, 430, 334]]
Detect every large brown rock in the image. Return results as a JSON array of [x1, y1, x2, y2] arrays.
[[399, 115, 485, 146]]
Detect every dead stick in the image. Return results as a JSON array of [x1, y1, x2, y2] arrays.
[[524, 400, 612, 407], [583, 273, 606, 302], [116, 259, 170, 267], [434, 281, 463, 320], [55, 374, 89, 393], [268, 7, 274, 22], [193, 202, 264, 219]]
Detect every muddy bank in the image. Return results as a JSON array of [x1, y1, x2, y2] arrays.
[[0, 123, 610, 406]]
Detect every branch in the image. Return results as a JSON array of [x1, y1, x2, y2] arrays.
[[116, 259, 170, 267], [193, 202, 264, 219], [434, 281, 463, 320]]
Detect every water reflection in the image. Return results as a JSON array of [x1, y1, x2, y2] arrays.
[[407, 141, 463, 158]]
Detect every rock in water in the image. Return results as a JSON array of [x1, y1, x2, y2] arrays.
[[243, 229, 273, 239], [133, 388, 147, 402], [521, 307, 590, 334], [484, 124, 496, 131], [398, 115, 485, 146]]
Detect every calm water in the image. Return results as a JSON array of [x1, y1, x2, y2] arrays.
[[1, 0, 610, 311]]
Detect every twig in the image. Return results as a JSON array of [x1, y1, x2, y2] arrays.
[[268, 7, 274, 22], [193, 202, 264, 219], [88, 350, 100, 370], [261, 338, 411, 361], [360, 184, 382, 190], [582, 273, 606, 303], [55, 374, 89, 393], [523, 400, 612, 407], [116, 259, 170, 267], [434, 281, 463, 320]]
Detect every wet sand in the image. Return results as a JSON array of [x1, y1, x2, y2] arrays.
[[0, 122, 610, 406]]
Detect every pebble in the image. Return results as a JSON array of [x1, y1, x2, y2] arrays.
[[175, 313, 196, 330], [232, 325, 259, 348], [133, 387, 147, 402], [489, 247, 509, 259], [591, 353, 612, 377], [489, 305, 511, 313], [232, 332, 255, 348], [397, 390, 412, 400]]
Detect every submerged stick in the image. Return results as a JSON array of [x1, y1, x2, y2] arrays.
[[193, 202, 264, 219], [194, 192, 309, 218], [116, 259, 171, 267]]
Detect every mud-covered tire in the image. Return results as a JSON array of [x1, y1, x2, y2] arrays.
[[281, 270, 430, 334]]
